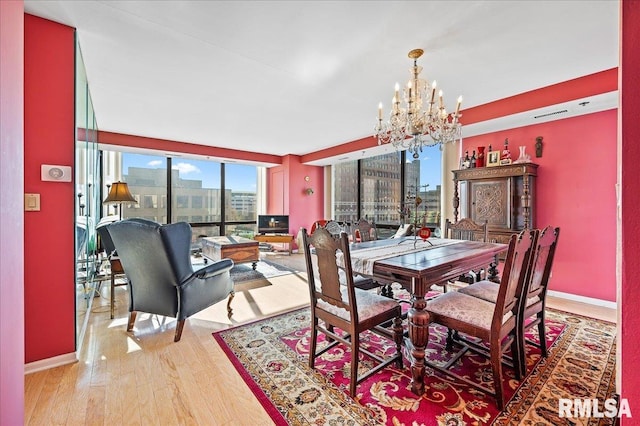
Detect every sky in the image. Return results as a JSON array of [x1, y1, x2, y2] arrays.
[[416, 144, 442, 190], [122, 154, 257, 191]]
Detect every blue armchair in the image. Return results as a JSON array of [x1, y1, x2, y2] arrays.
[[108, 218, 235, 342]]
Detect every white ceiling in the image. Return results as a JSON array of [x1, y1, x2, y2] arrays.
[[24, 1, 619, 162]]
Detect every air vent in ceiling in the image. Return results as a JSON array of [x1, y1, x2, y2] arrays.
[[338, 156, 350, 161], [534, 109, 568, 119]]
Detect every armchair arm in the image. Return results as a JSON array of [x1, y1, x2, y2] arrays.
[[194, 258, 234, 279]]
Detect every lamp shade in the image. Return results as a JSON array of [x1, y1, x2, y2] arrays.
[[103, 181, 137, 204]]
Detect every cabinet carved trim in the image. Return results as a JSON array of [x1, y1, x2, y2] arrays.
[[452, 163, 538, 252]]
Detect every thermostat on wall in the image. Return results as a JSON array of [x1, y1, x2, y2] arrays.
[[41, 164, 72, 182]]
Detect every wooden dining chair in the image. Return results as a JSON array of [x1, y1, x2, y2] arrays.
[[354, 218, 375, 242], [458, 226, 560, 375], [425, 229, 537, 409], [310, 219, 328, 235], [302, 227, 404, 397], [443, 218, 489, 288], [323, 220, 343, 236]]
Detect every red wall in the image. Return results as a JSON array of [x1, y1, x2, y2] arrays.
[[267, 155, 324, 245], [0, 1, 25, 423], [24, 15, 76, 362], [462, 110, 617, 302], [620, 0, 640, 420]]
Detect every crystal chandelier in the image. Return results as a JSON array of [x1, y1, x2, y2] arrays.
[[375, 49, 463, 158]]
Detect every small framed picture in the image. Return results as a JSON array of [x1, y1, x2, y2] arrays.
[[487, 151, 501, 167]]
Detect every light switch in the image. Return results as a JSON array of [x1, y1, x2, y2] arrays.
[[25, 193, 40, 211]]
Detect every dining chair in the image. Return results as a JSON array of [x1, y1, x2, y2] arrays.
[[323, 220, 343, 236], [425, 229, 537, 409], [354, 218, 376, 242], [458, 226, 560, 375], [302, 227, 404, 397], [310, 219, 328, 235], [313, 220, 378, 291], [443, 218, 489, 288]]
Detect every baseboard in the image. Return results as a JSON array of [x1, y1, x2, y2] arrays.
[[24, 352, 78, 375], [547, 290, 617, 310]]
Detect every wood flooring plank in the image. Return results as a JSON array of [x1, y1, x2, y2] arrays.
[[166, 380, 198, 425], [152, 386, 180, 426], [63, 366, 91, 425], [24, 370, 47, 423], [85, 385, 106, 425], [48, 363, 79, 425], [119, 371, 141, 425], [104, 355, 124, 426], [136, 382, 162, 426], [27, 366, 66, 425], [172, 365, 217, 425]]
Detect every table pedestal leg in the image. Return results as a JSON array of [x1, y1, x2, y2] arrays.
[[405, 290, 429, 395]]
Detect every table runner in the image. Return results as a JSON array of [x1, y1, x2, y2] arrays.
[[337, 237, 461, 276]]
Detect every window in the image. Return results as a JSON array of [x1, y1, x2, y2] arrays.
[[103, 151, 258, 235], [361, 152, 402, 231], [142, 195, 157, 209], [171, 159, 220, 224], [112, 153, 167, 223], [176, 195, 189, 208], [410, 146, 442, 227], [225, 163, 258, 235], [333, 160, 358, 224], [332, 146, 443, 238], [191, 195, 203, 209]]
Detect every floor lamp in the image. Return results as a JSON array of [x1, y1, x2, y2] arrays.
[[103, 181, 137, 220]]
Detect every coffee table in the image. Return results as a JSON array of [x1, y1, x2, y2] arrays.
[[201, 236, 260, 270]]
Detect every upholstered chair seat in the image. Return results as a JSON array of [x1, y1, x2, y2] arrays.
[[317, 286, 400, 322], [459, 281, 540, 308], [428, 291, 513, 331]]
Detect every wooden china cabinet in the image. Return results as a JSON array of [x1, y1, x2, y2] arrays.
[[452, 163, 538, 246]]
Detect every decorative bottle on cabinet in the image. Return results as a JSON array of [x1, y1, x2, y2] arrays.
[[462, 151, 470, 169], [477, 146, 485, 167]]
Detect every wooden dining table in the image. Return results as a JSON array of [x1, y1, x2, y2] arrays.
[[339, 236, 508, 395]]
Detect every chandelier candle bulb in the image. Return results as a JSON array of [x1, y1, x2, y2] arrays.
[[430, 81, 437, 103], [439, 90, 444, 109], [455, 96, 462, 116], [378, 103, 383, 120]]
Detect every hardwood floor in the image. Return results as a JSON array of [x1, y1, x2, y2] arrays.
[[24, 252, 616, 425]]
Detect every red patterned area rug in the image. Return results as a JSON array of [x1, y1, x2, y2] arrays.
[[213, 308, 616, 425]]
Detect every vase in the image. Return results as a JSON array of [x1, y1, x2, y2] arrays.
[[514, 145, 531, 163], [477, 146, 485, 167]]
